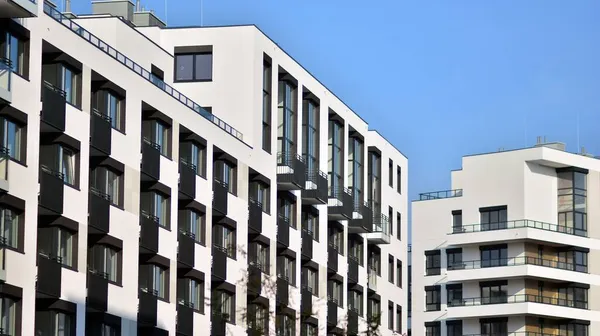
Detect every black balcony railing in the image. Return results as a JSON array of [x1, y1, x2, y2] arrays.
[[179, 159, 196, 199], [418, 189, 463, 200], [41, 81, 67, 132], [349, 201, 373, 233], [88, 188, 110, 234], [212, 178, 228, 216], [372, 213, 390, 235], [277, 152, 306, 190], [39, 165, 64, 215], [141, 138, 160, 181], [90, 108, 112, 155], [303, 169, 327, 204], [449, 294, 588, 309], [277, 214, 290, 247], [448, 256, 588, 273], [248, 198, 263, 233], [452, 219, 587, 237], [328, 186, 353, 219]]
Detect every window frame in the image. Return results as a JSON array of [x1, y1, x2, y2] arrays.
[[179, 208, 206, 245], [174, 52, 213, 82], [425, 286, 441, 311], [177, 277, 203, 313], [425, 250, 441, 276], [0, 116, 24, 163], [262, 61, 272, 153], [88, 243, 121, 284]]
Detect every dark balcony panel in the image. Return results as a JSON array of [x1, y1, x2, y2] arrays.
[[177, 304, 194, 336], [88, 191, 110, 234], [277, 216, 290, 248], [141, 140, 160, 181], [86, 312, 122, 336], [211, 246, 227, 281], [177, 232, 195, 268], [138, 325, 168, 336], [37, 255, 62, 298], [276, 278, 289, 306], [39, 168, 64, 215], [211, 314, 227, 336], [348, 258, 359, 284], [87, 273, 108, 312], [349, 202, 373, 233], [327, 301, 338, 326], [277, 153, 306, 190], [327, 188, 353, 220], [328, 245, 338, 273], [301, 289, 312, 316], [301, 230, 313, 260], [247, 265, 262, 296], [213, 179, 228, 216], [139, 216, 159, 254], [179, 161, 196, 200], [248, 200, 262, 234], [347, 311, 359, 335], [302, 170, 328, 204], [41, 83, 66, 133], [90, 110, 112, 156], [138, 291, 158, 326]]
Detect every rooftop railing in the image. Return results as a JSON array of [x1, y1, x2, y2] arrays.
[[43, 2, 243, 142], [419, 189, 462, 200], [448, 294, 587, 309], [452, 219, 587, 237], [448, 256, 587, 273]]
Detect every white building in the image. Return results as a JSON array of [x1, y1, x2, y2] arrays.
[[0, 0, 408, 335], [411, 140, 600, 336]]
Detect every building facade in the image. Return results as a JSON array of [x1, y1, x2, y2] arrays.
[[411, 141, 600, 336], [0, 0, 408, 335]]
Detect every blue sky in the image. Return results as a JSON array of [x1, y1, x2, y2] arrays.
[[70, 1, 600, 229]]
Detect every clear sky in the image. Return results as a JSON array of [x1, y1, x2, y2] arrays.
[[70, 0, 600, 231]]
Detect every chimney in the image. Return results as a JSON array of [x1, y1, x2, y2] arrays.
[[136, 0, 141, 11], [65, 0, 71, 12]]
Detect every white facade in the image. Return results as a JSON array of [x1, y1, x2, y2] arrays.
[[0, 1, 408, 335], [412, 142, 600, 336]]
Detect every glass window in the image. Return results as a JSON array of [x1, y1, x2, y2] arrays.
[[276, 313, 295, 336], [388, 255, 394, 283], [328, 226, 343, 252], [88, 244, 119, 283], [2, 32, 25, 76], [179, 209, 205, 245], [90, 166, 122, 207], [301, 267, 318, 295], [447, 321, 462, 336], [328, 120, 343, 196], [452, 210, 463, 233], [447, 285, 463, 306], [180, 141, 206, 177], [142, 191, 170, 229], [278, 197, 296, 229], [481, 320, 507, 335], [56, 145, 77, 186], [262, 62, 272, 153], [213, 225, 236, 259], [0, 208, 18, 249], [249, 242, 269, 274], [396, 260, 402, 288], [388, 159, 393, 187], [0, 297, 15, 336], [277, 81, 296, 157], [425, 286, 441, 311], [425, 251, 441, 276], [61, 65, 78, 106], [249, 181, 270, 214], [140, 264, 167, 299], [425, 322, 440, 336], [216, 160, 236, 194], [368, 152, 381, 215], [349, 137, 363, 205], [396, 166, 401, 194], [446, 249, 463, 270], [480, 207, 507, 231], [106, 92, 123, 131], [302, 323, 318, 336], [194, 54, 212, 81], [56, 228, 73, 267], [100, 323, 118, 336], [480, 283, 508, 304], [558, 171, 587, 236], [302, 99, 318, 173], [174, 54, 194, 81], [388, 301, 394, 330], [481, 246, 508, 268], [177, 277, 203, 311], [277, 255, 296, 285], [368, 248, 381, 275], [247, 303, 268, 333], [302, 211, 318, 241], [328, 280, 343, 305], [396, 305, 402, 332], [349, 237, 363, 265], [212, 290, 234, 323], [575, 251, 588, 272], [0, 117, 23, 162]]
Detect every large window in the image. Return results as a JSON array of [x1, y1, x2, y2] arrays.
[[301, 323, 318, 336], [212, 289, 235, 323], [143, 120, 171, 158], [446, 248, 463, 270], [480, 281, 508, 304], [276, 313, 295, 336], [328, 120, 343, 196], [447, 320, 462, 336], [302, 99, 319, 173], [93, 90, 124, 131], [425, 286, 441, 311], [139, 264, 167, 299], [328, 279, 343, 306], [277, 255, 296, 285], [396, 305, 402, 332], [480, 319, 507, 335], [215, 160, 237, 195], [480, 206, 507, 231], [180, 141, 206, 177], [88, 244, 120, 283], [0, 297, 16, 336], [1, 31, 27, 77], [278, 196, 296, 229], [247, 303, 268, 333], [90, 166, 123, 207], [277, 80, 297, 157], [0, 207, 19, 249], [481, 245, 508, 268], [558, 322, 589, 336], [349, 236, 363, 265], [177, 277, 203, 312], [328, 225, 343, 253], [301, 266, 318, 296], [348, 290, 363, 315], [42, 63, 81, 107], [367, 298, 380, 323], [249, 181, 270, 214], [249, 241, 269, 274], [558, 170, 587, 236], [141, 191, 170, 229], [0, 117, 24, 162], [302, 210, 318, 241], [175, 52, 212, 82], [213, 225, 236, 259], [396, 260, 402, 288], [262, 61, 272, 152], [35, 311, 74, 336], [368, 152, 381, 215], [40, 144, 78, 187], [558, 286, 588, 309], [425, 322, 441, 336], [425, 250, 441, 276], [349, 137, 363, 206], [368, 247, 381, 275], [446, 284, 463, 306], [178, 209, 205, 245], [452, 210, 463, 233], [38, 227, 75, 268]]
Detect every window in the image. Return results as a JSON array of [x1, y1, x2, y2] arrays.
[[302, 210, 318, 241], [558, 322, 589, 336], [61, 64, 79, 106], [0, 297, 16, 336], [481, 245, 508, 268], [175, 52, 212, 81], [396, 305, 402, 332], [480, 319, 507, 335], [328, 225, 343, 253], [349, 137, 364, 206], [302, 99, 319, 173], [446, 284, 463, 306], [212, 289, 235, 323], [93, 90, 124, 131], [558, 286, 588, 309], [180, 141, 206, 177], [215, 160, 237, 195], [247, 303, 268, 333], [141, 191, 170, 229], [425, 286, 441, 311], [90, 166, 123, 207], [35, 311, 74, 336], [38, 227, 75, 268], [452, 210, 463, 233], [301, 266, 318, 296], [327, 280, 343, 306], [368, 152, 381, 214], [425, 322, 440, 336], [139, 264, 167, 299], [574, 250, 588, 272], [558, 170, 587, 236], [278, 197, 296, 229], [348, 290, 363, 315], [88, 244, 120, 283], [480, 206, 507, 231], [425, 250, 441, 276], [0, 207, 19, 249], [389, 206, 393, 236], [446, 248, 463, 270], [177, 277, 203, 312], [388, 255, 394, 283], [277, 255, 296, 285], [397, 212, 401, 240], [100, 323, 119, 336], [367, 298, 380, 323], [447, 321, 462, 336], [396, 166, 401, 194], [277, 80, 297, 157], [276, 313, 295, 336], [40, 144, 79, 187], [480, 281, 508, 304], [262, 61, 272, 152], [348, 236, 363, 265], [213, 225, 236, 259], [249, 241, 269, 274], [150, 121, 170, 157], [368, 247, 381, 275], [0, 117, 24, 162], [1, 31, 27, 77], [388, 159, 393, 187], [249, 181, 270, 214], [396, 260, 402, 288], [388, 301, 394, 330], [301, 323, 318, 336], [179, 209, 205, 245], [328, 119, 343, 196]]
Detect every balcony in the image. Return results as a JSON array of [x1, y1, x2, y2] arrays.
[[327, 244, 339, 273], [349, 201, 373, 233], [418, 188, 463, 201], [178, 159, 196, 200], [212, 178, 228, 216], [139, 213, 159, 254], [0, 58, 11, 103], [0, 0, 37, 18], [211, 312, 227, 336], [327, 300, 338, 327], [301, 288, 312, 316], [211, 245, 227, 281], [38, 165, 64, 215], [90, 109, 112, 156], [365, 213, 390, 244], [0, 147, 9, 193], [177, 231, 195, 268], [367, 268, 377, 291], [247, 264, 262, 296], [88, 188, 110, 234], [276, 277, 289, 306], [347, 257, 359, 284], [138, 290, 158, 326], [140, 139, 160, 181], [276, 214, 290, 248], [301, 229, 313, 260], [41, 82, 66, 133], [276, 152, 306, 190], [176, 303, 194, 336], [302, 169, 327, 204], [448, 219, 590, 248], [87, 271, 109, 312], [327, 187, 353, 220], [450, 294, 587, 309], [36, 253, 62, 298], [248, 199, 262, 234]]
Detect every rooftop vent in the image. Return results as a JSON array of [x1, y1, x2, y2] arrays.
[[579, 147, 595, 158], [534, 136, 566, 152]]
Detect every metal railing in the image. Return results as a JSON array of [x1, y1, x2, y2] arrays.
[[0, 58, 12, 93], [91, 108, 112, 124], [179, 158, 198, 173], [419, 189, 463, 200], [0, 147, 9, 182], [90, 186, 112, 202], [306, 168, 327, 185], [448, 294, 588, 309], [43, 2, 243, 141], [43, 80, 67, 97], [372, 213, 390, 234], [463, 333, 559, 336], [452, 219, 587, 237], [140, 210, 160, 224], [448, 256, 587, 273], [40, 164, 65, 180]]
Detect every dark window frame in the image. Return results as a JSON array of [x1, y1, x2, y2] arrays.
[[174, 52, 213, 82]]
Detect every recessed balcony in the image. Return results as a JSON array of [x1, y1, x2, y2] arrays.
[[0, 0, 37, 18]]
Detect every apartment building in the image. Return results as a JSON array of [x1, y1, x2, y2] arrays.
[[411, 140, 600, 336], [0, 0, 408, 335]]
